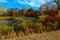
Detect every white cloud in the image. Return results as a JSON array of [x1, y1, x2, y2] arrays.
[[17, 0, 28, 4], [28, 2, 40, 7], [17, 0, 46, 7]]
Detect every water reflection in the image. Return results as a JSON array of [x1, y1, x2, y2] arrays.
[[0, 18, 16, 27], [0, 18, 34, 27], [4, 19, 16, 26]]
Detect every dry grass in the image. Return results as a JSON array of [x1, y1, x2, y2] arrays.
[[0, 29, 59, 40]]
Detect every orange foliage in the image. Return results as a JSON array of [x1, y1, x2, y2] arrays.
[[7, 8, 15, 16], [26, 8, 36, 16]]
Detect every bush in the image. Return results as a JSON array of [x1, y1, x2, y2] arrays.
[[51, 22, 58, 30], [38, 14, 47, 22], [14, 21, 29, 35]]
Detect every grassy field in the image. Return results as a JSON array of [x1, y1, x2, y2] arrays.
[[0, 16, 60, 40], [1, 30, 59, 40]]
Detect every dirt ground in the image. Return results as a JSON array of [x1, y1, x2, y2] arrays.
[[0, 29, 59, 40]]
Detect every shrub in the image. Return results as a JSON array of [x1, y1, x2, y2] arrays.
[[38, 14, 47, 22], [15, 20, 29, 35], [51, 22, 58, 30]]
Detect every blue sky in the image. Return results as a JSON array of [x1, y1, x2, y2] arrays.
[[0, 0, 55, 10]]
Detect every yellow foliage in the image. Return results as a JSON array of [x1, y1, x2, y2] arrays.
[[38, 14, 47, 21], [58, 10, 60, 17]]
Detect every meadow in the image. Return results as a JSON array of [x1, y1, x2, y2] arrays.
[[0, 1, 60, 40]]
